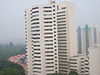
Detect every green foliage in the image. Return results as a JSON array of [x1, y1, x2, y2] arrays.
[[52, 73, 64, 75], [0, 43, 26, 59], [0, 59, 25, 75], [0, 68, 19, 75], [69, 71, 78, 75]]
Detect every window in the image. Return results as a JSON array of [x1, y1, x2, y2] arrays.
[[32, 33, 40, 36], [46, 62, 54, 64], [45, 44, 53, 46], [45, 47, 53, 49], [44, 29, 52, 31], [34, 48, 40, 51], [32, 7, 39, 10], [45, 36, 53, 38], [31, 30, 40, 32], [57, 17, 66, 20], [44, 18, 52, 20], [44, 21, 52, 23], [57, 21, 66, 23], [45, 51, 53, 53], [43, 6, 52, 8], [57, 14, 66, 17], [58, 27, 66, 29], [46, 55, 53, 57], [46, 66, 54, 68], [31, 18, 39, 21], [34, 56, 41, 58], [31, 14, 39, 18], [32, 11, 39, 13], [44, 14, 52, 16], [33, 41, 40, 43], [31, 26, 39, 28], [45, 40, 53, 42], [44, 32, 53, 35], [62, 7, 66, 9], [57, 11, 66, 14], [44, 25, 52, 27], [44, 10, 52, 12], [31, 22, 39, 25], [32, 37, 40, 39]]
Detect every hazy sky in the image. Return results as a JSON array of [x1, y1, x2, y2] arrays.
[[0, 0, 100, 43]]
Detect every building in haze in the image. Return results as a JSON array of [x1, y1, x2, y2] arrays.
[[88, 45, 100, 75], [77, 25, 100, 54], [77, 26, 82, 54], [25, 0, 77, 75]]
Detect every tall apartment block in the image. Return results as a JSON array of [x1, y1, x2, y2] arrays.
[[77, 26, 82, 54], [25, 0, 77, 75]]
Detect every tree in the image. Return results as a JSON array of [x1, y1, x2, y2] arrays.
[[52, 73, 64, 75], [0, 59, 25, 75], [69, 71, 78, 75], [0, 68, 19, 75]]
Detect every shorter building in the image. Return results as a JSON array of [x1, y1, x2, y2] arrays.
[[8, 54, 27, 71], [9, 54, 26, 63], [88, 45, 100, 75], [69, 54, 89, 75]]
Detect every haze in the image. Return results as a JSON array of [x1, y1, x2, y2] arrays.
[[0, 0, 100, 43]]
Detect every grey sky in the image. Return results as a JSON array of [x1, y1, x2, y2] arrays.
[[0, 0, 100, 43]]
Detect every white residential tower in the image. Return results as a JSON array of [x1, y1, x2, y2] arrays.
[[25, 0, 77, 75]]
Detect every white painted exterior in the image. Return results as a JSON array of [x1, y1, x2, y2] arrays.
[[25, 0, 77, 75], [69, 54, 89, 75]]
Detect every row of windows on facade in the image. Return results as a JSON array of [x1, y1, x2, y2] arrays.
[[25, 39, 67, 43], [33, 59, 58, 62], [31, 29, 54, 32], [31, 7, 66, 14], [32, 54, 67, 58], [31, 25, 53, 28], [25, 39, 67, 42], [31, 5, 55, 10], [25, 5, 66, 15], [31, 13, 64, 20], [30, 17, 66, 22], [30, 28, 66, 32], [31, 18, 53, 22], [31, 10, 66, 18], [31, 35, 66, 39], [31, 20, 66, 25]]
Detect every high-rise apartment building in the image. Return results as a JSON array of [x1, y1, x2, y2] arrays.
[[77, 25, 100, 54], [77, 26, 82, 54], [25, 0, 77, 75]]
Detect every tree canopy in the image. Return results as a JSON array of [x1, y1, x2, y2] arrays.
[[52, 73, 64, 75], [0, 59, 25, 75], [69, 71, 78, 75]]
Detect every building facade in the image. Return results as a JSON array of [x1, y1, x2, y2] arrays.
[[69, 54, 89, 75], [88, 45, 100, 75], [25, 0, 77, 75]]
